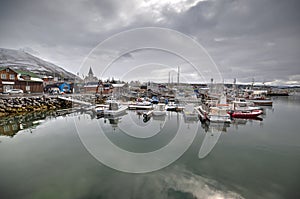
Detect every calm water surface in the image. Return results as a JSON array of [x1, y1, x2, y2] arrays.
[[0, 95, 299, 199]]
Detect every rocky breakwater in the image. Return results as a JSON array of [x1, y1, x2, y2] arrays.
[[0, 96, 72, 117]]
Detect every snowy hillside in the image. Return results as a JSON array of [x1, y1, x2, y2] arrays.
[[0, 48, 76, 79]]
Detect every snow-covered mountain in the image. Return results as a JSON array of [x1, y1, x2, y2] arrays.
[[0, 48, 76, 80]]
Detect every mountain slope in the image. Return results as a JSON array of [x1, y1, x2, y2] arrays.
[[0, 48, 76, 79]]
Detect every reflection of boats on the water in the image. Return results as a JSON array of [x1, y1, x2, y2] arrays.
[[198, 122, 229, 159], [0, 109, 78, 137], [200, 120, 230, 133], [141, 103, 167, 122], [233, 117, 263, 123], [143, 116, 151, 123], [104, 117, 122, 131], [152, 114, 166, 121], [142, 111, 167, 123], [183, 114, 199, 123], [231, 118, 247, 126], [231, 117, 263, 128], [95, 111, 127, 130], [183, 104, 199, 122]]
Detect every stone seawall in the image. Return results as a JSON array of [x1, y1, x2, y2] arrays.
[[0, 96, 72, 117]]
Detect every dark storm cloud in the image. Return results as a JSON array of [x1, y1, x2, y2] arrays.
[[0, 0, 299, 84], [0, 0, 130, 68], [162, 0, 300, 84]]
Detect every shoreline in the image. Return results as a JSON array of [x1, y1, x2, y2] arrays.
[[0, 95, 73, 117]]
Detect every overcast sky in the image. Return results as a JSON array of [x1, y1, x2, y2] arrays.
[[0, 0, 299, 85]]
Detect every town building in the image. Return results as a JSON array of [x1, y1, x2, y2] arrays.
[[0, 67, 43, 93]]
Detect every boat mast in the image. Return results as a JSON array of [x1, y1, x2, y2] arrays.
[[233, 78, 237, 97], [177, 66, 180, 85], [251, 78, 255, 90]]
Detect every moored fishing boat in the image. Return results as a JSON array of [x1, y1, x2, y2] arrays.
[[165, 101, 184, 112], [196, 93, 231, 123], [152, 103, 167, 116], [231, 98, 263, 111], [104, 101, 127, 117], [92, 104, 109, 116], [196, 105, 231, 123], [248, 90, 273, 106], [250, 99, 273, 106], [128, 101, 153, 110], [208, 107, 231, 123], [228, 109, 263, 118]]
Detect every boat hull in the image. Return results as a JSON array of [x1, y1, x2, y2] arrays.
[[250, 100, 273, 106], [128, 105, 153, 110], [104, 106, 127, 117], [229, 110, 263, 118]]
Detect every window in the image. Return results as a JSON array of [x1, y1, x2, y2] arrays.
[[1, 74, 6, 79], [3, 125, 10, 132], [12, 124, 18, 131], [9, 74, 15, 80]]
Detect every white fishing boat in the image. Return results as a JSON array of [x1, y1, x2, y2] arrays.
[[104, 101, 127, 117], [208, 107, 231, 123], [92, 104, 109, 115], [165, 101, 177, 111], [196, 93, 230, 123], [249, 99, 273, 106], [165, 101, 184, 112], [231, 98, 263, 111], [128, 101, 153, 110], [196, 105, 231, 123], [246, 90, 273, 106], [152, 103, 167, 116]]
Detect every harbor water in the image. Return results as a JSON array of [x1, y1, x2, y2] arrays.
[[0, 94, 299, 199]]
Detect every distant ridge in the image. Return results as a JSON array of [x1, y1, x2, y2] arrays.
[[0, 48, 76, 80]]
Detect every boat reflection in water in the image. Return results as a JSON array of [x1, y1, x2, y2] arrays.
[[231, 117, 263, 130], [198, 114, 264, 159], [103, 111, 127, 131], [198, 121, 230, 159]]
